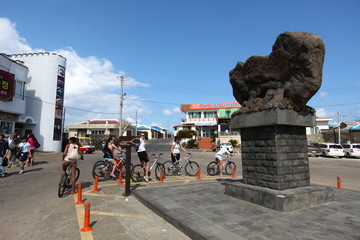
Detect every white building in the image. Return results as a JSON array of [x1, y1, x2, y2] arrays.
[[67, 119, 136, 137], [306, 117, 333, 134], [0, 54, 30, 135], [1, 52, 67, 152]]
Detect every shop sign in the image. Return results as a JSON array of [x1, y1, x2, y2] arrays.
[[189, 102, 241, 110], [0, 70, 15, 102]]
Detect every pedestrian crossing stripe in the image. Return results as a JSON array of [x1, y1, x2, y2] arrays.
[[91, 211, 146, 219]]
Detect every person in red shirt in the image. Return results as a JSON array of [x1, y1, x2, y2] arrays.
[[26, 133, 37, 167]]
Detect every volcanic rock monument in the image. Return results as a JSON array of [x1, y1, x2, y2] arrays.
[[225, 32, 334, 211]]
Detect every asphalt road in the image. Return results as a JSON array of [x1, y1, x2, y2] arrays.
[[0, 138, 359, 240]]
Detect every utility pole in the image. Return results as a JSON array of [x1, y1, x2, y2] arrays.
[[118, 76, 125, 137], [338, 112, 341, 144]]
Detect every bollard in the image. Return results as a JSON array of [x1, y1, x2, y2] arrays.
[[80, 202, 93, 232], [197, 168, 202, 180], [75, 184, 84, 205], [159, 169, 164, 183], [337, 176, 342, 189], [92, 176, 100, 193], [231, 166, 236, 178], [117, 171, 124, 185]]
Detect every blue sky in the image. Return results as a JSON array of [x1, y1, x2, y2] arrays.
[[1, 0, 360, 128]]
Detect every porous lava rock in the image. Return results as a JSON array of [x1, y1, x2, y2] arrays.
[[230, 31, 325, 113]]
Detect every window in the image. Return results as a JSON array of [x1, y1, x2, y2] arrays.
[[204, 111, 216, 118], [0, 122, 13, 135], [15, 81, 24, 100], [188, 112, 201, 119], [91, 130, 105, 135]]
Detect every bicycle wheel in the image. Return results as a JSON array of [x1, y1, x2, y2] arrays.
[[163, 161, 176, 176], [207, 161, 219, 176], [120, 162, 133, 178], [92, 162, 110, 180], [155, 163, 166, 180], [131, 164, 145, 182], [58, 173, 68, 198], [185, 161, 200, 176], [225, 161, 236, 175]]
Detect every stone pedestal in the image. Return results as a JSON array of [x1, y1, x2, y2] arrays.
[[225, 109, 334, 211]]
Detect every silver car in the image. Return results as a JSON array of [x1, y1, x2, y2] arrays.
[[342, 143, 360, 158]]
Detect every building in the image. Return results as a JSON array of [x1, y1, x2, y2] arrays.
[[0, 54, 30, 136], [67, 119, 136, 138], [174, 102, 241, 138], [1, 53, 66, 151], [0, 53, 67, 151], [306, 117, 333, 134]]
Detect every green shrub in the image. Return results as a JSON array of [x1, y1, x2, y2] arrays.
[[228, 139, 238, 147], [186, 139, 196, 148], [176, 129, 197, 138]]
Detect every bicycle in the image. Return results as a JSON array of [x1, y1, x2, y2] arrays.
[[131, 153, 165, 182], [58, 160, 81, 198], [163, 153, 199, 176], [207, 155, 236, 176], [92, 151, 133, 181]]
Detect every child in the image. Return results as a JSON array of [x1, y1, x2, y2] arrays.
[[18, 136, 32, 175], [62, 137, 84, 194]]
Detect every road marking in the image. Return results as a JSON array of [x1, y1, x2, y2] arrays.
[[92, 210, 146, 219], [82, 190, 127, 199], [73, 195, 94, 240], [183, 180, 191, 185]]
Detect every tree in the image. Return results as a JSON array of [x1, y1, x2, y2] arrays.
[[176, 129, 197, 138]]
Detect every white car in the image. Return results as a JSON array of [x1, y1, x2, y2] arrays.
[[342, 143, 360, 158], [220, 142, 233, 153], [320, 143, 345, 158]]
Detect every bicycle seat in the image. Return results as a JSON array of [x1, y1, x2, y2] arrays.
[[159, 153, 163, 156], [150, 153, 156, 156]]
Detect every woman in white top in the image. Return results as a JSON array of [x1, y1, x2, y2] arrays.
[[171, 136, 188, 163]]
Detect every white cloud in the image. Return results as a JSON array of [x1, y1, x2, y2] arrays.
[[0, 17, 152, 125], [163, 107, 182, 115], [0, 18, 33, 53], [316, 108, 335, 118], [163, 109, 172, 115], [319, 91, 328, 97]]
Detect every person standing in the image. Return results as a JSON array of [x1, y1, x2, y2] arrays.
[[170, 136, 189, 170], [26, 133, 37, 166], [137, 133, 150, 182], [18, 136, 32, 175], [0, 134, 10, 177], [7, 133, 20, 168]]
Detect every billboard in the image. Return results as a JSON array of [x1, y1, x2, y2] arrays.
[[0, 70, 15, 102], [53, 65, 65, 140], [189, 102, 241, 110]]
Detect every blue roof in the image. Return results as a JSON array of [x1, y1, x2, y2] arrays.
[[345, 123, 360, 130], [151, 126, 162, 130], [137, 125, 148, 130], [329, 123, 338, 127]]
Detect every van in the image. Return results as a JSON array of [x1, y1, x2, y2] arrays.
[[319, 143, 344, 158], [342, 143, 360, 158], [78, 137, 95, 154], [307, 142, 321, 157]]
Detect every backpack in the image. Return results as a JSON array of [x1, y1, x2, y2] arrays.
[[102, 144, 112, 158], [9, 141, 16, 150], [35, 140, 41, 149], [67, 144, 79, 160]]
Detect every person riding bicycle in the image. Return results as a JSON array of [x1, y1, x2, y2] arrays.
[[171, 136, 189, 173], [102, 137, 118, 179], [215, 147, 232, 176], [62, 137, 84, 194]]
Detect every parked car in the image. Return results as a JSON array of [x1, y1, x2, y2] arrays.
[[342, 143, 360, 158], [319, 143, 345, 158], [220, 142, 233, 153], [307, 142, 321, 157]]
